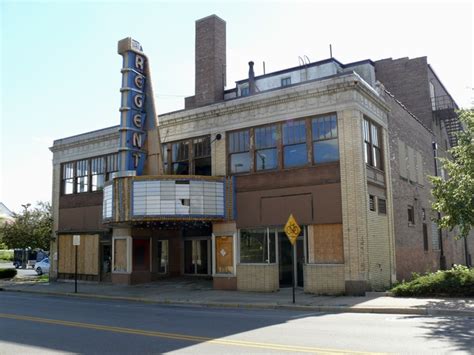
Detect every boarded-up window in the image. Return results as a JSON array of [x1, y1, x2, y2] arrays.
[[215, 236, 233, 274], [308, 224, 343, 264], [114, 238, 128, 272], [58, 234, 99, 275], [416, 151, 424, 185], [407, 146, 416, 182], [398, 139, 407, 179]]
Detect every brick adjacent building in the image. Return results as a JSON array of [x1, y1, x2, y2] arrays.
[[49, 15, 472, 295]]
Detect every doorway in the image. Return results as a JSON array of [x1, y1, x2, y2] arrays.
[[184, 238, 211, 275], [100, 243, 112, 282], [278, 231, 304, 287]]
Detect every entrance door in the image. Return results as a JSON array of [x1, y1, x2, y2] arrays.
[[184, 239, 210, 275], [278, 231, 305, 287], [100, 243, 112, 282]]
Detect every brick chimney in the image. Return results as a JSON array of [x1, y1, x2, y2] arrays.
[[191, 15, 226, 108]]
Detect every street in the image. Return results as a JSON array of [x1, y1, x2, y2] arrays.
[[0, 292, 472, 354]]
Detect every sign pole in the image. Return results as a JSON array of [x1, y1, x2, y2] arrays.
[[73, 235, 80, 294], [284, 214, 300, 305], [75, 245, 78, 294], [292, 243, 296, 304]]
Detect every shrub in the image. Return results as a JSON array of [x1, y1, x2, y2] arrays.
[[0, 268, 17, 279], [391, 265, 474, 297], [0, 250, 14, 261]]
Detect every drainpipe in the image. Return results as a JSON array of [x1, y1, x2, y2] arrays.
[[433, 142, 446, 270]]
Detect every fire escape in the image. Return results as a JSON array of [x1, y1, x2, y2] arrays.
[[431, 95, 462, 147]]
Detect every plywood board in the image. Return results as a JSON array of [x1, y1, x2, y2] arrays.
[[309, 224, 344, 264]]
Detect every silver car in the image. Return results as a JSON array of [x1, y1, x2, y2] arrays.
[[35, 258, 50, 275]]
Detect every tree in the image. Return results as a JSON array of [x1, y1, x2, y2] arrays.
[[430, 109, 474, 239], [1, 202, 53, 250]]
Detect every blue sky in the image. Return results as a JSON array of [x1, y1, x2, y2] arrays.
[[1, 0, 472, 212]]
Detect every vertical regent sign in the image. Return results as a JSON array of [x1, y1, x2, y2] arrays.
[[118, 38, 148, 174]]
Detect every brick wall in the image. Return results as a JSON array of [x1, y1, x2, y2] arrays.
[[375, 57, 433, 129], [236, 264, 278, 292], [304, 264, 345, 294]]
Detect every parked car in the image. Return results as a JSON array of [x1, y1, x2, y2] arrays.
[[35, 258, 50, 275]]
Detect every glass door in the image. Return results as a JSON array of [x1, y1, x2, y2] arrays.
[[184, 239, 210, 275]]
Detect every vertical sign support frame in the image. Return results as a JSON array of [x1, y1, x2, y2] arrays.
[[284, 214, 301, 305], [73, 235, 80, 293]]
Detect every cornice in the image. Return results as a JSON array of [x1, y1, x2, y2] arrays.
[[160, 74, 389, 129]]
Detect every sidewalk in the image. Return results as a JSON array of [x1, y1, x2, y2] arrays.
[[1, 277, 473, 317]]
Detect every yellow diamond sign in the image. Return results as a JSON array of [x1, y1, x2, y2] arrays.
[[284, 214, 301, 245]]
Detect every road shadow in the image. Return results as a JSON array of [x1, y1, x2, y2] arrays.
[[416, 314, 474, 353]]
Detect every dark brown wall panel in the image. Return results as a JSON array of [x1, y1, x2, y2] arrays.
[[235, 164, 340, 192], [236, 183, 342, 228], [58, 205, 104, 232], [59, 191, 103, 209]]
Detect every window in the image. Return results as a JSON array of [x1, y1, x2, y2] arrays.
[[255, 125, 278, 171], [378, 198, 386, 215], [62, 162, 74, 195], [62, 153, 118, 196], [91, 157, 105, 191], [76, 159, 89, 193], [369, 195, 376, 211], [240, 229, 276, 263], [312, 115, 339, 163], [106, 153, 118, 181], [283, 120, 307, 168], [229, 130, 250, 173], [193, 136, 211, 176], [408, 205, 415, 225], [281, 77, 291, 87], [162, 143, 169, 174], [241, 86, 249, 97], [363, 118, 383, 170], [172, 141, 189, 175]]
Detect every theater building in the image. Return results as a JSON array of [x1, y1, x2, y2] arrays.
[[49, 15, 470, 295]]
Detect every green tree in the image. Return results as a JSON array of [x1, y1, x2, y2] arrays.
[[1, 202, 53, 250], [430, 109, 474, 239]]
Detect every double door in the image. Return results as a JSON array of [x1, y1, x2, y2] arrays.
[[184, 238, 210, 275]]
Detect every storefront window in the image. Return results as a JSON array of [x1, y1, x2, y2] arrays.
[[312, 115, 339, 163], [255, 125, 277, 170], [240, 229, 276, 263], [283, 120, 307, 168], [229, 130, 250, 173]]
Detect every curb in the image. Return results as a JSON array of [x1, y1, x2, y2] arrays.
[[2, 287, 473, 317]]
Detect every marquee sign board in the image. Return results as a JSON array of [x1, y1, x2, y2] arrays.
[[117, 38, 148, 175]]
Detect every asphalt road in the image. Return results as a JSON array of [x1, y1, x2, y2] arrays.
[[0, 292, 472, 354]]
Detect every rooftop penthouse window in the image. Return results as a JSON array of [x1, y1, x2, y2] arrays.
[[281, 77, 291, 87]]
